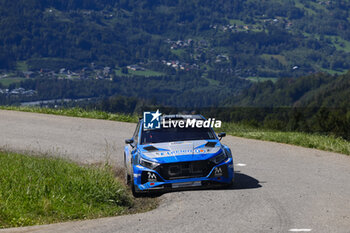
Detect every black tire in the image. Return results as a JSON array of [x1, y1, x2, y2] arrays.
[[125, 170, 131, 186], [223, 180, 234, 189], [124, 153, 131, 185]]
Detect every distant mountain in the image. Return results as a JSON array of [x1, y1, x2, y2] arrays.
[[1, 0, 350, 79]]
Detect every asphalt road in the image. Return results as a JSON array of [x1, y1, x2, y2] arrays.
[[0, 110, 349, 233]]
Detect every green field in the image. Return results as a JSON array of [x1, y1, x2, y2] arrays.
[[228, 19, 245, 25], [328, 35, 350, 53], [261, 54, 288, 66], [303, 32, 350, 53], [294, 0, 317, 15], [0, 78, 25, 87], [170, 48, 186, 57], [115, 68, 164, 77], [246, 76, 279, 83], [319, 67, 347, 75], [16, 61, 29, 71]]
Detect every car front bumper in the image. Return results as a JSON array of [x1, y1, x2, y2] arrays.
[[132, 158, 234, 192]]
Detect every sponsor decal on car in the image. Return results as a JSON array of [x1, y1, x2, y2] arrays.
[[147, 172, 157, 181], [143, 146, 221, 158], [214, 167, 223, 176], [157, 148, 213, 156]]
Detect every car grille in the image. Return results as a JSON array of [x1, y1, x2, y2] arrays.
[[155, 160, 215, 180]]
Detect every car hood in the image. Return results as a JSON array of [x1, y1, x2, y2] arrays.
[[139, 140, 222, 163]]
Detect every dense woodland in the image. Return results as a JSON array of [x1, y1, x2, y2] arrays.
[[222, 71, 350, 139], [2, 0, 350, 76], [3, 71, 347, 140], [0, 73, 251, 107]]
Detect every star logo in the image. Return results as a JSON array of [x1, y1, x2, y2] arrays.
[[151, 109, 161, 122], [143, 110, 162, 129]]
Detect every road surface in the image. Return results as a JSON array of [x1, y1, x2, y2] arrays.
[[0, 110, 349, 233]]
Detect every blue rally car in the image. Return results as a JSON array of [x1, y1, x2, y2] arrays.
[[124, 114, 234, 196]]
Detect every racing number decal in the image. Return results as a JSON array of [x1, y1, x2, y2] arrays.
[[214, 167, 223, 176], [148, 172, 157, 181]]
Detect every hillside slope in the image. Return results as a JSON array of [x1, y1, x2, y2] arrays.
[[228, 71, 350, 108], [1, 0, 350, 78]]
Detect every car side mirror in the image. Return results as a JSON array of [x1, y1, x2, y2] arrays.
[[218, 132, 226, 141], [125, 138, 134, 145]]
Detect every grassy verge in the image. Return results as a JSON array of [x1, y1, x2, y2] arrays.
[[222, 122, 350, 155], [0, 151, 157, 229], [0, 106, 138, 123], [1, 106, 349, 155]]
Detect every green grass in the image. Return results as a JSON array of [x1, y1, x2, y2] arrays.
[[303, 32, 350, 53], [327, 35, 350, 53], [16, 61, 28, 72], [0, 78, 25, 87], [1, 106, 349, 155], [202, 76, 220, 86], [307, 1, 327, 12], [170, 48, 186, 57], [261, 54, 288, 66], [319, 67, 347, 75], [0, 106, 138, 123], [0, 151, 134, 228], [246, 76, 279, 83], [294, 0, 317, 15], [227, 19, 263, 32], [222, 122, 350, 155], [115, 68, 164, 77], [228, 19, 245, 25]]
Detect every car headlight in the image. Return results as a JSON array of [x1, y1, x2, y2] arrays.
[[210, 151, 228, 164], [139, 157, 160, 170]]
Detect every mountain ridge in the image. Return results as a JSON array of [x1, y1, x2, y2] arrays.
[[1, 0, 350, 79]]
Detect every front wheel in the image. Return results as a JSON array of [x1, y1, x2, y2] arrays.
[[124, 153, 131, 186], [128, 166, 144, 198], [222, 179, 234, 189], [125, 169, 131, 186]]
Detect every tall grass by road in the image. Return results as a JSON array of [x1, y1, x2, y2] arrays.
[[0, 106, 137, 122], [0, 151, 157, 229], [221, 122, 350, 155], [1, 106, 349, 155]]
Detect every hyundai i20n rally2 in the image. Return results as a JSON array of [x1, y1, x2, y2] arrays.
[[124, 114, 234, 196]]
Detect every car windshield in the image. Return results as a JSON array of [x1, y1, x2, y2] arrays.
[[141, 123, 216, 144]]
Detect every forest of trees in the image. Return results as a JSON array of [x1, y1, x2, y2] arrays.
[[4, 71, 347, 140], [1, 0, 350, 76], [0, 73, 251, 107]]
